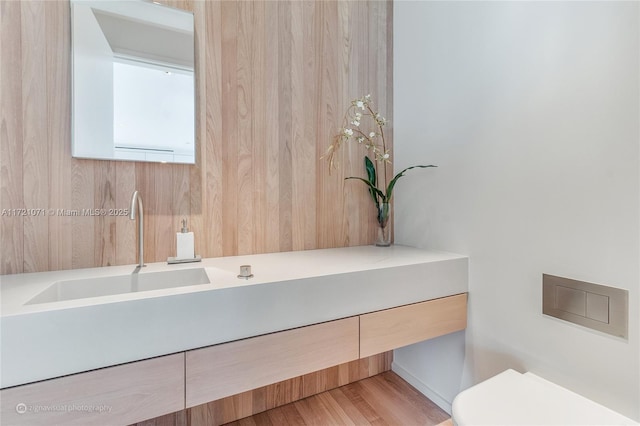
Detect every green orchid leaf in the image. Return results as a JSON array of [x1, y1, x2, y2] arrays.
[[365, 156, 377, 186], [345, 177, 386, 206], [386, 165, 437, 201], [364, 156, 378, 205]]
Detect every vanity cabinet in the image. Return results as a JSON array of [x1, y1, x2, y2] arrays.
[[360, 293, 468, 357], [185, 293, 467, 407], [0, 293, 467, 424], [0, 353, 184, 426], [186, 317, 359, 407]]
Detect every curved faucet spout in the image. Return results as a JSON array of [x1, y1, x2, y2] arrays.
[[130, 191, 144, 268]]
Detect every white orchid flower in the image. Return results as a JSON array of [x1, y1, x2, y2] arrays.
[[356, 101, 365, 110], [369, 132, 376, 138], [351, 120, 360, 127], [344, 128, 353, 136]]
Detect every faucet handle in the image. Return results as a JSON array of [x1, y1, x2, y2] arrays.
[[238, 265, 253, 279]]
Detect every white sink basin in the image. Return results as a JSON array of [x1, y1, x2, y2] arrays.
[[26, 268, 210, 305]]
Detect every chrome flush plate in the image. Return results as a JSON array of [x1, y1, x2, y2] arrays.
[[542, 274, 628, 339]]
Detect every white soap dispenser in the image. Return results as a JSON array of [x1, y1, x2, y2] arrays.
[[176, 219, 195, 260]]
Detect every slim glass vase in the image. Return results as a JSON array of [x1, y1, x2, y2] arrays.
[[375, 202, 391, 247]]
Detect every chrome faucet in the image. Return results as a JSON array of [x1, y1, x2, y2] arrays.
[[129, 190, 145, 268]]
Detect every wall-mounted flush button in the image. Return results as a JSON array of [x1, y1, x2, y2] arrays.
[[586, 292, 609, 323], [556, 286, 586, 317], [543, 274, 627, 339]]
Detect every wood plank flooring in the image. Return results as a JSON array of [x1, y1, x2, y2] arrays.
[[223, 372, 450, 426]]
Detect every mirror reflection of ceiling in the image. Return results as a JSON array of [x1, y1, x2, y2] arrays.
[[70, 0, 195, 164], [92, 9, 194, 70]]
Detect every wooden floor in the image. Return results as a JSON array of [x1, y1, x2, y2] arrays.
[[223, 372, 450, 426]]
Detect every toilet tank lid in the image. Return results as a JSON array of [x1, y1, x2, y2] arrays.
[[452, 369, 637, 426]]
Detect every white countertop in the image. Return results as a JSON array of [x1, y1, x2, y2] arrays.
[[0, 245, 468, 388]]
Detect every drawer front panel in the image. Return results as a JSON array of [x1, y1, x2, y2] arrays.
[[360, 293, 467, 357], [186, 317, 359, 407], [0, 353, 184, 426]]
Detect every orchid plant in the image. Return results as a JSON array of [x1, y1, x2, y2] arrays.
[[323, 94, 436, 232]]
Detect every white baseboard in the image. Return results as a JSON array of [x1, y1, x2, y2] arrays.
[[392, 361, 453, 415]]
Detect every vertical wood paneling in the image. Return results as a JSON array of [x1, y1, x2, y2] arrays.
[[346, 1, 366, 247], [277, 0, 293, 252], [337, 0, 352, 247], [0, 0, 24, 274], [21, 1, 48, 272], [46, 0, 72, 272], [221, 0, 239, 257], [251, 0, 266, 254], [301, 1, 320, 251], [291, 0, 307, 251], [200, 0, 223, 259], [237, 1, 254, 255], [0, 0, 393, 274], [70, 160, 94, 269], [94, 161, 116, 266], [115, 161, 136, 265], [154, 165, 175, 260], [172, 165, 191, 239], [264, 0, 280, 253], [316, 0, 339, 249]]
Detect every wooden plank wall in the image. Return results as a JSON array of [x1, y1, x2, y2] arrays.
[[0, 0, 393, 275]]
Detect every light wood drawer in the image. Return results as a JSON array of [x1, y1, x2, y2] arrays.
[[0, 353, 184, 426], [360, 293, 467, 357], [185, 317, 359, 407]]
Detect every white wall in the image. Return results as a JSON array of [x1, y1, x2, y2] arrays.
[[393, 1, 639, 420]]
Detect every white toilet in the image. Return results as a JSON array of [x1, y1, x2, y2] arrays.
[[452, 369, 638, 426]]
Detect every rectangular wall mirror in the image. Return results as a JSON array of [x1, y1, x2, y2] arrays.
[[71, 0, 195, 164]]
